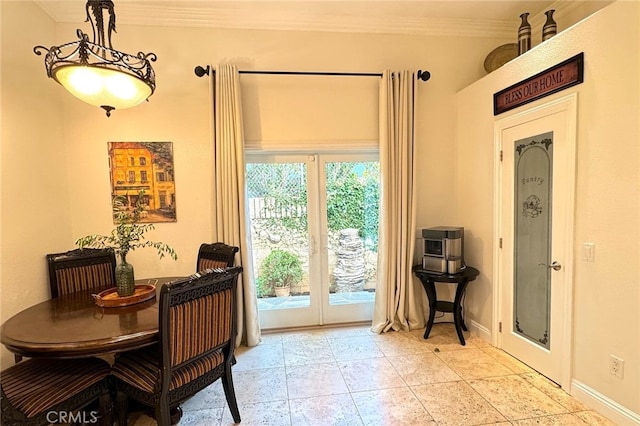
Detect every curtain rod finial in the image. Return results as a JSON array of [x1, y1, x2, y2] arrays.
[[417, 70, 431, 81], [194, 65, 210, 77]]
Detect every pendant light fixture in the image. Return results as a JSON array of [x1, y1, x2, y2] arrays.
[[34, 0, 157, 117]]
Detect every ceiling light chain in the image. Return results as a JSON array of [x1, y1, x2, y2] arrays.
[[34, 0, 157, 117]]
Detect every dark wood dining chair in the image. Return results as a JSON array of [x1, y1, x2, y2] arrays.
[[0, 357, 112, 425], [196, 242, 238, 272], [9, 248, 118, 364], [46, 248, 117, 299], [111, 266, 243, 426]]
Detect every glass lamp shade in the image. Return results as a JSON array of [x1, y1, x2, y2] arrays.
[[53, 65, 153, 113]]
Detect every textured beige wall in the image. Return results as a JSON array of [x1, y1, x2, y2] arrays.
[[55, 25, 510, 288], [1, 1, 512, 367], [0, 1, 69, 357], [456, 0, 639, 420]]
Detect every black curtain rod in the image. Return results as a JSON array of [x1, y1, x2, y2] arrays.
[[194, 65, 431, 81]]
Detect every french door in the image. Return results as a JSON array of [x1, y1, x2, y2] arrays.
[[246, 152, 379, 329], [496, 94, 576, 389]]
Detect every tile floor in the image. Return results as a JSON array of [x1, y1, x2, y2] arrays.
[[128, 324, 617, 426]]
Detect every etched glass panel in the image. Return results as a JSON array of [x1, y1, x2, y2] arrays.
[[513, 131, 553, 349]]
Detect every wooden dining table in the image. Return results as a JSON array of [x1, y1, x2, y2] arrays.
[[1, 277, 182, 359]]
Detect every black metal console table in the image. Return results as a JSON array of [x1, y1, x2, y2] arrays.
[[412, 265, 480, 345]]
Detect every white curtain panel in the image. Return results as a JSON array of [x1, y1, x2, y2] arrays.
[[212, 64, 261, 347], [372, 70, 425, 333]]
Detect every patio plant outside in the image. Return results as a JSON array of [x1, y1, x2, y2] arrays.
[[248, 161, 379, 299]]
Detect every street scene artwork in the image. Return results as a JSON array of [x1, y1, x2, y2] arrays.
[[108, 142, 177, 223]]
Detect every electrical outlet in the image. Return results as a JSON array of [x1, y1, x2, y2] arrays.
[[610, 355, 624, 379]]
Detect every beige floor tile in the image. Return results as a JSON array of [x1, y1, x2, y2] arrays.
[[284, 338, 336, 366], [412, 324, 476, 352], [403, 329, 427, 340], [289, 394, 363, 425], [338, 357, 406, 392], [234, 342, 285, 371], [361, 324, 382, 335], [520, 372, 588, 412], [371, 329, 419, 344], [371, 331, 433, 357], [281, 329, 328, 342], [233, 367, 288, 404], [388, 352, 461, 385], [412, 381, 507, 426], [178, 408, 223, 425], [368, 329, 413, 343], [465, 334, 493, 347], [480, 346, 535, 374], [258, 333, 284, 344], [328, 336, 384, 361], [351, 387, 436, 426], [322, 325, 373, 338], [407, 327, 429, 341], [435, 348, 515, 379], [286, 362, 350, 398], [220, 400, 291, 426], [126, 327, 614, 426], [181, 381, 226, 411], [573, 410, 619, 426], [510, 413, 591, 425], [468, 375, 568, 420]]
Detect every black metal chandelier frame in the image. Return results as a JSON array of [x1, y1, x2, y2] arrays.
[[33, 0, 157, 116]]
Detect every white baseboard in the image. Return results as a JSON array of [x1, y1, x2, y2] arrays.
[[572, 380, 640, 426], [468, 319, 492, 344]]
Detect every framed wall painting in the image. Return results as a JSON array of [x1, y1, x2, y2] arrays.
[[108, 142, 177, 223]]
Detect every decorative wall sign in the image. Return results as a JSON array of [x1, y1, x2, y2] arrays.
[[493, 53, 583, 115], [108, 142, 177, 223]]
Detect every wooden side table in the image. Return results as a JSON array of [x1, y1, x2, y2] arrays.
[[412, 265, 479, 345]]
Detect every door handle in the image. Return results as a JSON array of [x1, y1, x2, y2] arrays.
[[538, 261, 562, 271]]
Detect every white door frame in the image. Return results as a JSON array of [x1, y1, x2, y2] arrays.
[[247, 151, 378, 329], [248, 153, 322, 330], [317, 153, 378, 324], [492, 93, 577, 390]]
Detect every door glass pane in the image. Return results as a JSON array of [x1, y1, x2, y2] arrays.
[[513, 132, 553, 349], [246, 162, 310, 310], [324, 161, 379, 306]]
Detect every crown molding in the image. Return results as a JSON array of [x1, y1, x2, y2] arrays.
[[33, 0, 610, 39], [33, 2, 518, 39]]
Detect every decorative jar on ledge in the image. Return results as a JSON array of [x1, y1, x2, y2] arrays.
[[518, 12, 531, 55], [542, 9, 557, 41]]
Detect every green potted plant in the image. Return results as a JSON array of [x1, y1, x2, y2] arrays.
[[258, 249, 303, 297], [75, 191, 177, 297]]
